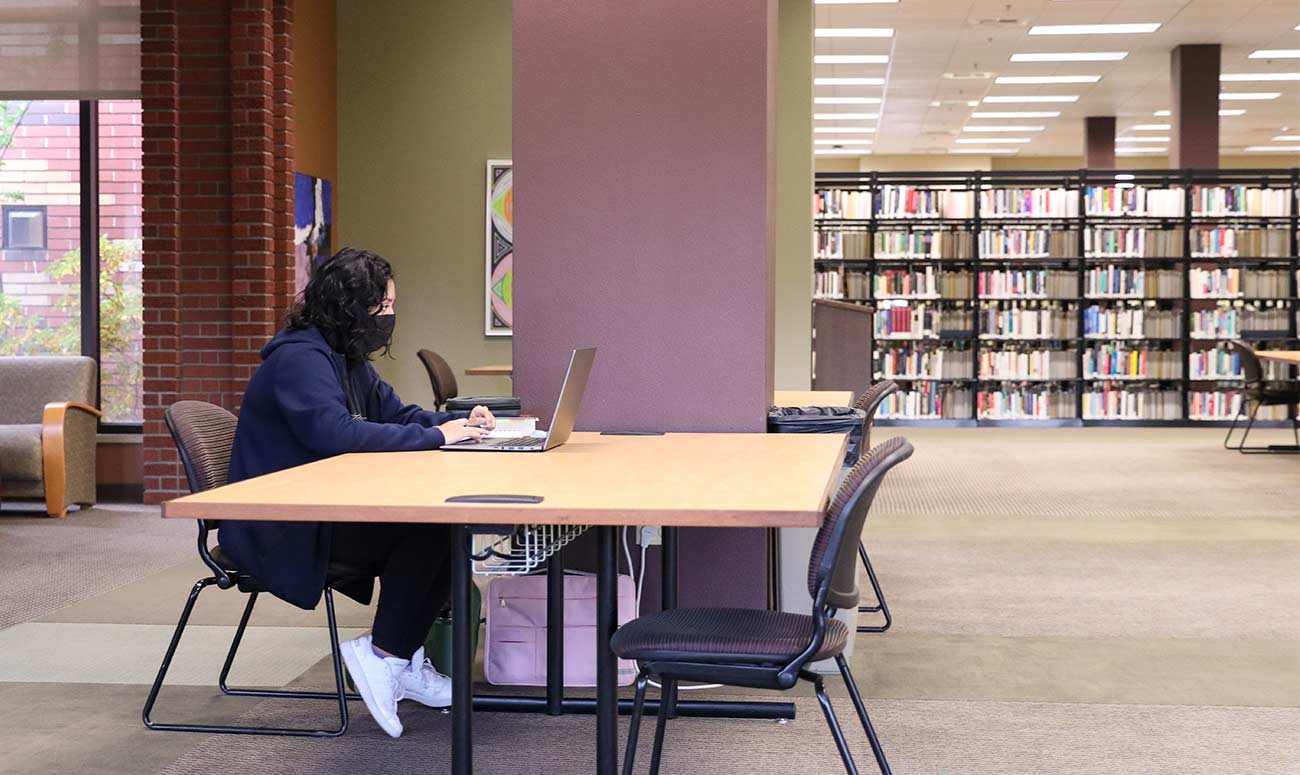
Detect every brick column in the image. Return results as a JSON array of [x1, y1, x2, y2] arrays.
[[141, 1, 295, 502]]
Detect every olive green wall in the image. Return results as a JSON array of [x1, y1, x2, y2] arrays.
[[775, 0, 813, 391], [337, 0, 513, 406]]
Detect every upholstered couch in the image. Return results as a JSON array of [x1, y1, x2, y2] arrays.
[[0, 356, 100, 517]]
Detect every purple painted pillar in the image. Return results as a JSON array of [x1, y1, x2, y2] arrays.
[[513, 0, 778, 609]]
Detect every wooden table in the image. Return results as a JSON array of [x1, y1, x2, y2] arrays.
[[1256, 351, 1300, 367], [773, 389, 854, 407], [464, 364, 513, 376], [163, 432, 845, 775]]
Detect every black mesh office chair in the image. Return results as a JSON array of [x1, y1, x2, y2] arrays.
[[416, 348, 521, 416], [142, 400, 364, 736], [613, 437, 914, 775], [1222, 342, 1300, 455], [852, 381, 899, 633]]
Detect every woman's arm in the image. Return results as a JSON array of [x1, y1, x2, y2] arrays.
[[369, 365, 455, 427], [272, 348, 448, 453]]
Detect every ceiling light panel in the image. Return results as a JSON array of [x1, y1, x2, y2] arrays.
[[814, 28, 894, 38], [1028, 23, 1161, 35], [815, 97, 882, 104], [950, 148, 1019, 154], [814, 77, 885, 85], [954, 137, 1031, 143], [814, 113, 879, 120], [962, 125, 1046, 132], [1220, 73, 1300, 82], [1220, 92, 1281, 100], [1153, 109, 1248, 117], [1273, 135, 1300, 141], [814, 0, 897, 4], [983, 95, 1079, 103], [994, 75, 1101, 84], [815, 55, 889, 64], [1010, 52, 1127, 62], [814, 139, 873, 144], [1116, 148, 1168, 154], [1116, 136, 1170, 143], [972, 111, 1062, 118], [1245, 145, 1300, 152], [1130, 124, 1171, 130], [1249, 51, 1300, 59], [814, 127, 877, 132]]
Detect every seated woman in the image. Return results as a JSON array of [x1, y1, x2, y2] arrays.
[[220, 247, 494, 738]]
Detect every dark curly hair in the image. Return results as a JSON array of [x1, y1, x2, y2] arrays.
[[287, 247, 394, 363]]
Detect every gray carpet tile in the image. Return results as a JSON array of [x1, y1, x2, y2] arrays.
[[0, 505, 191, 630]]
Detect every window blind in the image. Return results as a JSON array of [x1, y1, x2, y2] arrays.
[[0, 0, 140, 99]]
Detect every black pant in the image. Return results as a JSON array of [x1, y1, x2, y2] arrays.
[[329, 522, 452, 660]]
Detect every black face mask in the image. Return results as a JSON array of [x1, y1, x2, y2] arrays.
[[359, 314, 396, 354]]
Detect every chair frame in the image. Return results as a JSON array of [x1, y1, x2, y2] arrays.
[[620, 441, 911, 775], [853, 381, 899, 633], [142, 404, 360, 737], [1221, 343, 1300, 455]]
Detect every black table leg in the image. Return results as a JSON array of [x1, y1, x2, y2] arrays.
[[452, 525, 473, 775], [546, 549, 565, 716], [596, 526, 619, 775], [660, 527, 680, 719]]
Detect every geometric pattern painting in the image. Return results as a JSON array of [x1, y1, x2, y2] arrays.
[[485, 159, 513, 336], [294, 172, 332, 297]]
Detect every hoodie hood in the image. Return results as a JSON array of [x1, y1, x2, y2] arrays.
[[260, 325, 341, 363]]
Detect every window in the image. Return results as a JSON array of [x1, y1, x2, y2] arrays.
[[3, 205, 47, 249]]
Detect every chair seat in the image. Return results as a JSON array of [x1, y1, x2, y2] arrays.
[[209, 545, 373, 591], [0, 423, 43, 481], [1248, 386, 1300, 405], [610, 607, 849, 665]]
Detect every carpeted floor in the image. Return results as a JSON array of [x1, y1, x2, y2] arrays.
[[1, 427, 1296, 775]]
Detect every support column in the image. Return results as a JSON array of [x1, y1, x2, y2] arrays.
[[1084, 116, 1115, 169], [1171, 44, 1220, 169], [513, 0, 778, 608]]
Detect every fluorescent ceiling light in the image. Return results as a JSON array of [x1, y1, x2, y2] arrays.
[[1221, 92, 1280, 100], [815, 0, 897, 4], [814, 127, 877, 133], [1156, 109, 1248, 116], [1116, 148, 1167, 154], [962, 125, 1046, 132], [949, 148, 1019, 154], [815, 28, 894, 38], [814, 113, 879, 120], [1221, 73, 1300, 82], [954, 137, 1031, 144], [1250, 50, 1300, 59], [814, 77, 886, 86], [972, 110, 1061, 118], [1244, 145, 1300, 152], [815, 97, 882, 104], [1010, 52, 1128, 62], [1029, 23, 1161, 35], [982, 95, 1079, 103], [1130, 124, 1171, 130], [994, 75, 1100, 84], [814, 139, 873, 145], [1116, 136, 1169, 143], [1114, 174, 1136, 180], [815, 150, 873, 156], [815, 55, 889, 64], [1272, 135, 1300, 141]]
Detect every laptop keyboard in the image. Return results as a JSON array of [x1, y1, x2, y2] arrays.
[[482, 435, 546, 449]]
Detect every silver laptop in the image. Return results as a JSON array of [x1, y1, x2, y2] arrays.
[[442, 347, 595, 452]]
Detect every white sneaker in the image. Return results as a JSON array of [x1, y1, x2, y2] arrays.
[[341, 634, 407, 738], [398, 646, 452, 708]]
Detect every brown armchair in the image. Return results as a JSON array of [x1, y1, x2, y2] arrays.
[[0, 356, 100, 517]]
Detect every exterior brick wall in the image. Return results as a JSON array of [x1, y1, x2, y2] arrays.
[[141, 0, 295, 501]]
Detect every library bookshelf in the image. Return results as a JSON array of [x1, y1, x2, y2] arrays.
[[813, 168, 1300, 427]]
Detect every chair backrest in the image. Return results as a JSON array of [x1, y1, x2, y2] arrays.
[[417, 348, 459, 407], [853, 380, 899, 446], [0, 355, 96, 424], [164, 401, 238, 497], [1227, 340, 1264, 387], [807, 436, 913, 611]]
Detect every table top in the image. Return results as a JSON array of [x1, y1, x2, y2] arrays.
[[162, 432, 846, 528], [464, 364, 513, 376], [1255, 351, 1300, 366], [773, 390, 854, 407]]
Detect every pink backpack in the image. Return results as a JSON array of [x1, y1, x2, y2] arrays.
[[485, 573, 638, 687]]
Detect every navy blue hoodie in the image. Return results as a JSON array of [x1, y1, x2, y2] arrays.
[[220, 325, 454, 609]]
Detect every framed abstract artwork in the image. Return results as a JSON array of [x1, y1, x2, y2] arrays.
[[485, 159, 513, 336], [294, 172, 332, 297]]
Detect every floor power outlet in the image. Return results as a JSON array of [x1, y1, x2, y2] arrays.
[[637, 525, 662, 546]]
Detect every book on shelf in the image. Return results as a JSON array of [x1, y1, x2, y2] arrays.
[[980, 187, 1078, 219], [876, 346, 974, 380], [815, 229, 870, 259], [979, 301, 1077, 339], [1191, 186, 1290, 217], [980, 228, 1076, 259], [1188, 346, 1243, 380], [874, 303, 972, 339], [873, 230, 974, 259], [814, 269, 843, 299], [977, 387, 1073, 420], [1085, 186, 1183, 217], [1084, 304, 1182, 339], [1189, 268, 1293, 299], [1084, 344, 1180, 379], [979, 348, 1077, 380], [877, 383, 972, 420], [1191, 227, 1291, 258], [1189, 392, 1290, 420], [1085, 266, 1182, 298], [1083, 388, 1180, 420], [877, 186, 974, 219], [815, 189, 872, 220], [873, 267, 942, 298], [980, 268, 1077, 298], [1191, 303, 1293, 339], [1084, 227, 1184, 258]]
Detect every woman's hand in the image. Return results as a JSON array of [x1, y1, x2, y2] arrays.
[[438, 418, 488, 444], [469, 405, 497, 431]]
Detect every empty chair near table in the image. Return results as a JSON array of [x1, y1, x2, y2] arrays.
[[417, 348, 521, 416], [1222, 342, 1300, 455]]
